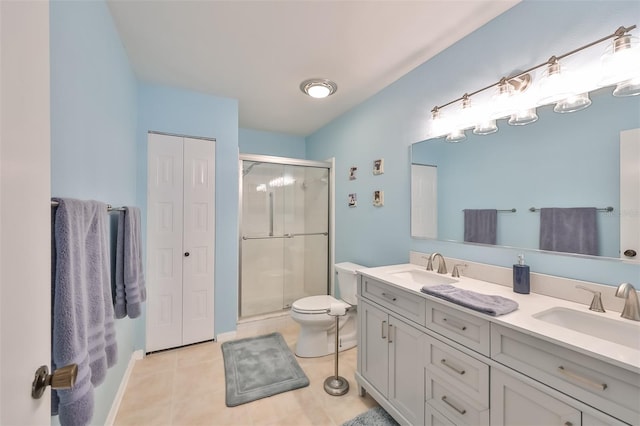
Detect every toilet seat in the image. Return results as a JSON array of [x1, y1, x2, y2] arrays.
[[291, 295, 349, 314]]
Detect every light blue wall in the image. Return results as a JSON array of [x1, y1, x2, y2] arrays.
[[239, 127, 306, 158], [306, 0, 640, 285], [137, 82, 239, 336], [50, 0, 138, 424]]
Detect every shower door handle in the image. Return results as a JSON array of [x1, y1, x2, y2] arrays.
[[269, 192, 274, 237]]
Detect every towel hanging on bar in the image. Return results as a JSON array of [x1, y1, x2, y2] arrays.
[[463, 209, 498, 245]]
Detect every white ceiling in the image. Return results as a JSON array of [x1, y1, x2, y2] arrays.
[[107, 0, 519, 136]]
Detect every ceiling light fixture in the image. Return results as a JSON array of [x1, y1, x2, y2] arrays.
[[427, 24, 638, 141], [300, 79, 338, 99]]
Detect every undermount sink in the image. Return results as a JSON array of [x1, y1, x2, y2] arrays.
[[533, 307, 640, 350], [388, 269, 458, 287]]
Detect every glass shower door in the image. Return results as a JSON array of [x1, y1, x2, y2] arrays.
[[240, 160, 329, 318]]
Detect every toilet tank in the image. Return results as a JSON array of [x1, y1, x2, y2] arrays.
[[335, 262, 364, 305]]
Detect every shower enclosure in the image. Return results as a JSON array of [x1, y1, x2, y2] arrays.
[[239, 155, 331, 318]]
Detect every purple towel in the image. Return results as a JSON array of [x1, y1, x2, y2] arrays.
[[421, 284, 518, 316], [463, 209, 497, 245], [51, 198, 117, 426], [114, 207, 146, 319], [539, 207, 598, 255]]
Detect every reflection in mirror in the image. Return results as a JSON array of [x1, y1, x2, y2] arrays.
[[411, 164, 437, 239], [411, 88, 640, 259]]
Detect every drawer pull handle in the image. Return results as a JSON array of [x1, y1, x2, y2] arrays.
[[442, 317, 467, 331], [381, 292, 397, 302], [564, 423, 573, 426], [441, 396, 466, 415], [557, 366, 608, 391], [388, 324, 393, 343], [441, 359, 466, 375], [381, 320, 387, 339]]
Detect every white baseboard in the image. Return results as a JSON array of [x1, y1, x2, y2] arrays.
[[215, 330, 237, 343], [104, 349, 144, 426]]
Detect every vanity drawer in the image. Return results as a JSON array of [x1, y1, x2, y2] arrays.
[[425, 335, 489, 405], [426, 301, 490, 356], [491, 323, 640, 425], [425, 404, 456, 426], [425, 370, 489, 426], [360, 277, 426, 326]]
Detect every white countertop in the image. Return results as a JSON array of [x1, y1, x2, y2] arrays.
[[358, 263, 640, 374]]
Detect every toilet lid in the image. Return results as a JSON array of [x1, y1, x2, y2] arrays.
[[292, 295, 348, 313]]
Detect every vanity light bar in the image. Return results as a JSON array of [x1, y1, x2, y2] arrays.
[[431, 25, 637, 113]]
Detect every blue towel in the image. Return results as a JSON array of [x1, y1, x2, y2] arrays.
[[114, 207, 146, 319], [539, 207, 598, 256], [463, 209, 497, 245], [51, 198, 118, 426], [421, 284, 518, 316]]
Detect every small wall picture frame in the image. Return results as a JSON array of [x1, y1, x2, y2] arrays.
[[349, 166, 358, 180], [373, 190, 384, 207], [348, 193, 357, 208], [373, 158, 384, 175]]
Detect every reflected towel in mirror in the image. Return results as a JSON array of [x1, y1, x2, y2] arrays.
[[539, 207, 598, 256], [464, 209, 497, 245]]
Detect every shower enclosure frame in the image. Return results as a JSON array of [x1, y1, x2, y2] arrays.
[[238, 153, 335, 319]]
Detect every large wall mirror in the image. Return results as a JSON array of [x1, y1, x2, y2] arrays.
[[411, 88, 640, 260]]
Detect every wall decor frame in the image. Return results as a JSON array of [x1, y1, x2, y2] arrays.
[[373, 159, 384, 175], [348, 193, 357, 207], [373, 190, 384, 207], [349, 166, 358, 180]]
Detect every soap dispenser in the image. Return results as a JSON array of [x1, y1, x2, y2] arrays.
[[513, 254, 530, 294]]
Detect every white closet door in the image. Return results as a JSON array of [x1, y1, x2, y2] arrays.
[[147, 133, 185, 352], [182, 137, 215, 345]]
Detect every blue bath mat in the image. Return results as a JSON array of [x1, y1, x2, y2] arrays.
[[221, 332, 309, 406], [342, 406, 400, 426]]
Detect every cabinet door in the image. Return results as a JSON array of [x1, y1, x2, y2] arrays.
[[147, 133, 185, 352], [360, 300, 389, 396], [182, 137, 215, 345], [491, 369, 581, 426], [389, 315, 425, 426]]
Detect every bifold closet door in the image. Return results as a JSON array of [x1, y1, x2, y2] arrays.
[[182, 137, 215, 345], [147, 133, 215, 352]]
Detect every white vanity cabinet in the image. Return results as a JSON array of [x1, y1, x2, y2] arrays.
[[358, 277, 426, 425], [356, 269, 639, 426], [491, 324, 640, 425]]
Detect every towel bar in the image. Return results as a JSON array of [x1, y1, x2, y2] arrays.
[[51, 200, 126, 212], [529, 206, 613, 212]]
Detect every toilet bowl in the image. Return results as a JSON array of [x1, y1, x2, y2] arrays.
[[290, 262, 363, 358]]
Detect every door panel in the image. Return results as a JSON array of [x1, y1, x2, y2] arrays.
[[620, 128, 640, 261], [389, 316, 425, 426], [0, 0, 51, 423], [147, 133, 184, 352], [360, 301, 390, 396], [182, 137, 215, 345]]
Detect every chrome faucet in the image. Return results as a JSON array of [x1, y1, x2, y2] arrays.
[[426, 252, 447, 274], [615, 283, 640, 321]]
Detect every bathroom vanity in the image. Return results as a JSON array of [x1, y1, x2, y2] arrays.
[[355, 262, 640, 426]]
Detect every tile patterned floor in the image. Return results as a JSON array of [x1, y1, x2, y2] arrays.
[[114, 319, 378, 425]]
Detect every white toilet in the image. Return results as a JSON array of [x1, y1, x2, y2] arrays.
[[290, 262, 363, 358]]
